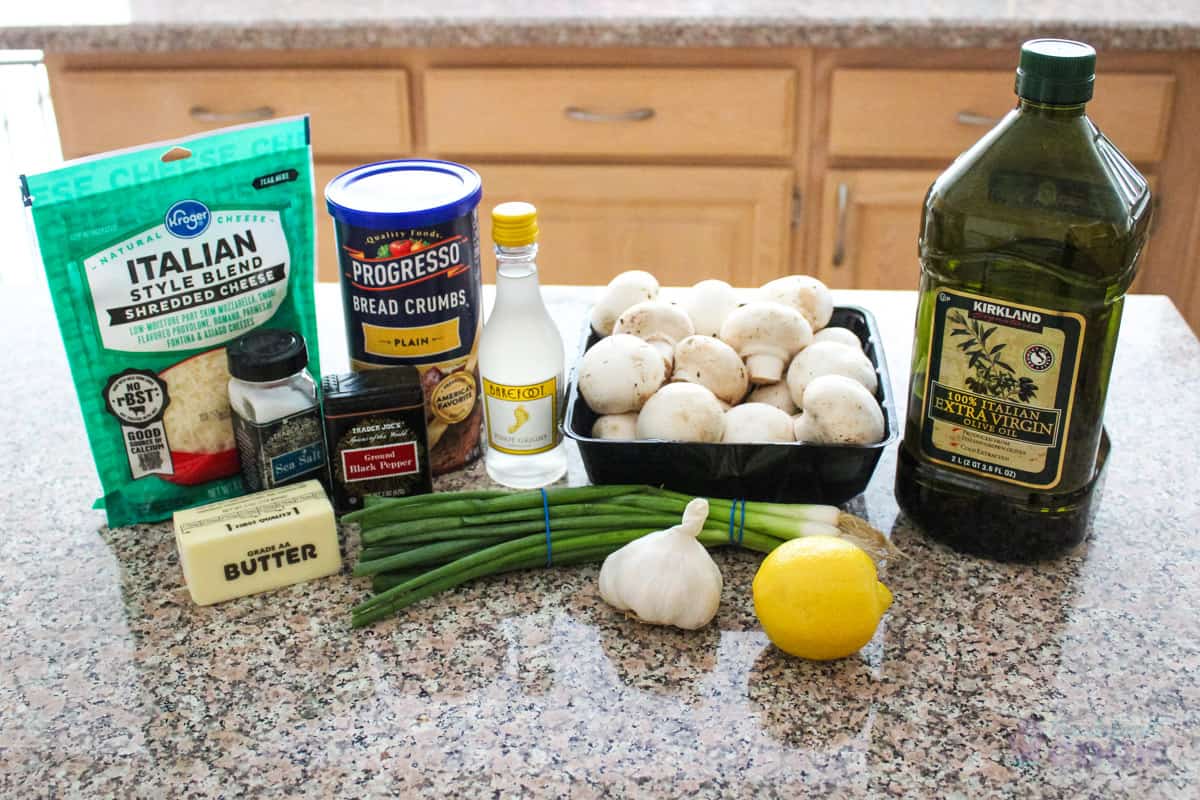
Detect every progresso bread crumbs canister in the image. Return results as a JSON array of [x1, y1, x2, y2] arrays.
[[325, 160, 483, 475]]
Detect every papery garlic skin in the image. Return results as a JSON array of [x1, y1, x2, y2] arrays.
[[598, 498, 723, 630]]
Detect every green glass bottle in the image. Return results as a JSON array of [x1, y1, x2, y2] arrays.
[[895, 39, 1150, 561]]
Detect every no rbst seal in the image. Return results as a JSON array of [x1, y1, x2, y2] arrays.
[[103, 369, 169, 425]]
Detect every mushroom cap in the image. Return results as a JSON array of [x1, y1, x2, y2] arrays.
[[718, 301, 813, 384], [591, 413, 639, 440], [746, 381, 797, 414], [635, 383, 725, 443], [721, 402, 796, 443], [759, 275, 834, 331], [578, 334, 667, 415], [671, 335, 749, 406], [680, 279, 740, 338], [613, 300, 695, 366], [786, 340, 878, 407], [589, 270, 660, 337], [812, 326, 863, 350], [794, 374, 885, 445]]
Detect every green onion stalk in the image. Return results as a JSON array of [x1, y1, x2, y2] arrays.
[[347, 484, 896, 628]]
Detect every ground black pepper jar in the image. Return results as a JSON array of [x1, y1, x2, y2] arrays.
[[322, 367, 433, 515]]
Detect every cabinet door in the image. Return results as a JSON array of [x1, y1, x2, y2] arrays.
[[475, 164, 794, 286], [53, 69, 411, 159], [816, 170, 937, 290], [829, 70, 1174, 164], [426, 68, 796, 159], [314, 163, 350, 283]]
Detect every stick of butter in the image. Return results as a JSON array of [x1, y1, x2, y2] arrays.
[[173, 480, 341, 606]]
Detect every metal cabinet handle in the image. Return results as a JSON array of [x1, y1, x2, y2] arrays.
[[956, 110, 1002, 127], [189, 105, 276, 123], [832, 182, 849, 268], [564, 106, 655, 123]]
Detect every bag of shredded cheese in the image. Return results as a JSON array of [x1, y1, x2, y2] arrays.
[[22, 117, 321, 527]]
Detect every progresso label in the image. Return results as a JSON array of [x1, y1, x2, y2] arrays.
[[333, 213, 482, 367]]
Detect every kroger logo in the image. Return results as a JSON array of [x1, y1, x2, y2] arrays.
[[164, 199, 211, 239]]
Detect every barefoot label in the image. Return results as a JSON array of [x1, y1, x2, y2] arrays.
[[481, 376, 559, 455]]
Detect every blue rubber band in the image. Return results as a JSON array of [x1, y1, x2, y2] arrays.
[[728, 499, 747, 546], [541, 488, 552, 566]]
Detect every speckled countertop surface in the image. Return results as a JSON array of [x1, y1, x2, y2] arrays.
[[2, 1, 1200, 52], [2, 284, 1199, 797]]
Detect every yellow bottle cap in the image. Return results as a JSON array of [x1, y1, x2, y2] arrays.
[[491, 201, 539, 247]]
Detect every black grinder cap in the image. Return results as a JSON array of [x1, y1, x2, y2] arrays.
[[322, 366, 425, 413], [227, 329, 309, 383]]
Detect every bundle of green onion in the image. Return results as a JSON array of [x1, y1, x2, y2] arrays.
[[346, 485, 894, 628]]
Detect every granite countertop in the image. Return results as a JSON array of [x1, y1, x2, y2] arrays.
[[2, 284, 1199, 797], [2, 1, 1200, 52]]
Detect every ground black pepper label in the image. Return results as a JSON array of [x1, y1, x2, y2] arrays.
[[919, 289, 1084, 489]]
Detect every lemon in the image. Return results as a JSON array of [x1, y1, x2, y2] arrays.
[[752, 536, 893, 661]]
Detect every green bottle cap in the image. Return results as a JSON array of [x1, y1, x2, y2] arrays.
[[1015, 39, 1096, 105]]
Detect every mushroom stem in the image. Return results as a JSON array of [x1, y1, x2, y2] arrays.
[[647, 339, 676, 369], [745, 354, 786, 384]]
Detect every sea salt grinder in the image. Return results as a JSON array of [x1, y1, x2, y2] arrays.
[[227, 329, 326, 492]]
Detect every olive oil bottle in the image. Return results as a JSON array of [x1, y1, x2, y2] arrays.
[[895, 40, 1150, 560]]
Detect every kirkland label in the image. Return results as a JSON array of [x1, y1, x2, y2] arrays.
[[482, 376, 560, 455], [341, 441, 420, 483], [84, 210, 291, 353], [919, 289, 1084, 489]]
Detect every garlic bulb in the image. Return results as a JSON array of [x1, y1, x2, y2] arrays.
[[597, 498, 723, 630]]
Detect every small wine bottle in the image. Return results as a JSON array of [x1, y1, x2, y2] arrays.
[[479, 202, 568, 488]]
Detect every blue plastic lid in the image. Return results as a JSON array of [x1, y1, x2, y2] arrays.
[[324, 159, 482, 229]]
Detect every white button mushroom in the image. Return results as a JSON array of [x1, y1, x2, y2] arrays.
[[578, 334, 667, 415], [671, 335, 749, 407], [812, 326, 863, 350], [635, 383, 725, 443], [613, 300, 695, 368], [718, 301, 813, 386], [759, 275, 834, 331], [793, 374, 885, 445], [591, 413, 639, 440], [680, 279, 740, 338], [786, 340, 878, 407], [589, 270, 660, 338], [746, 381, 797, 414], [721, 402, 796, 443]]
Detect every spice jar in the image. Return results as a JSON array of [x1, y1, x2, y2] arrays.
[[227, 329, 326, 492], [322, 366, 432, 514]]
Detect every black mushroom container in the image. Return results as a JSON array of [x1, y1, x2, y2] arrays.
[[563, 306, 898, 504]]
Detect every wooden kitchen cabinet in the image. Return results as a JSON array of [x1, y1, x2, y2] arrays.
[[313, 162, 350, 283], [425, 68, 796, 159], [475, 164, 794, 286], [815, 169, 936, 290], [828, 69, 1174, 163], [52, 68, 411, 159], [314, 162, 794, 286], [42, 46, 1200, 330]]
